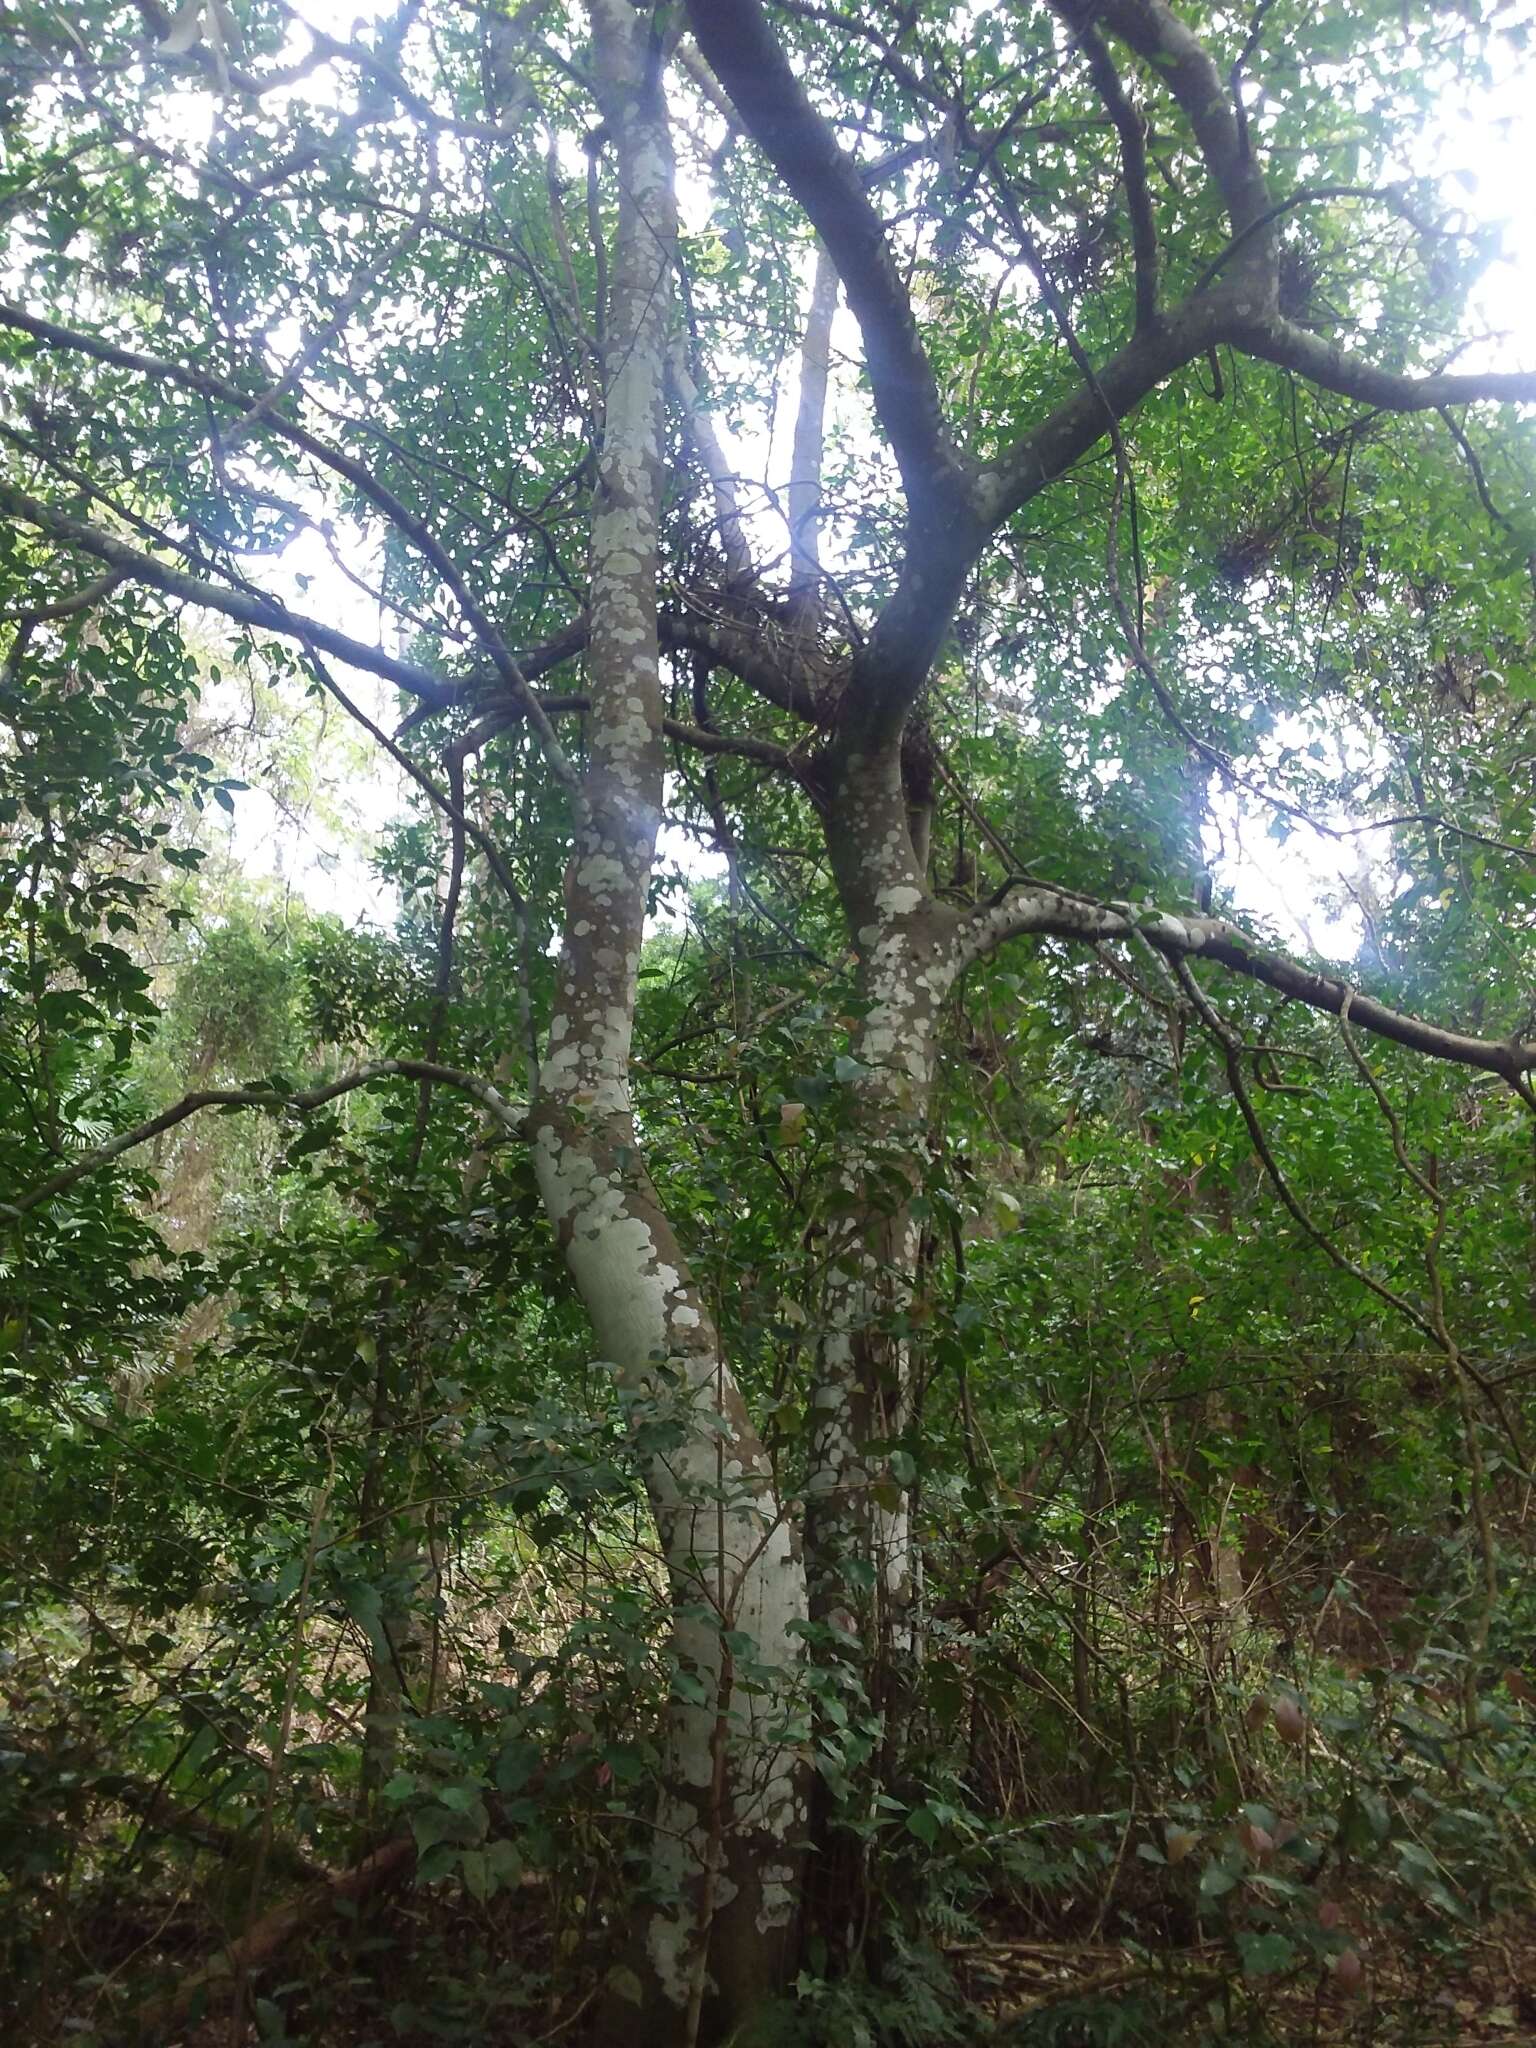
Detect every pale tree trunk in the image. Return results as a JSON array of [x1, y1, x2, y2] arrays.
[[802, 741, 962, 1955], [787, 242, 839, 614], [528, 9, 807, 2037]]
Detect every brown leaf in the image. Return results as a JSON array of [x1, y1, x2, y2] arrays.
[[1330, 1947, 1365, 1995], [1272, 1695, 1306, 1745]]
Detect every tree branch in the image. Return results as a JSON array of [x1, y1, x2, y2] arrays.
[[787, 241, 840, 610], [0, 300, 579, 788], [978, 295, 1219, 527], [0, 479, 457, 706], [670, 344, 755, 585], [664, 718, 794, 770], [1223, 310, 1536, 413], [3, 1062, 528, 1220], [1050, 7, 1159, 333], [960, 887, 1536, 1082], [0, 514, 806, 771], [458, 687, 798, 774], [682, 0, 971, 527], [1087, 0, 1272, 243], [659, 602, 822, 722]]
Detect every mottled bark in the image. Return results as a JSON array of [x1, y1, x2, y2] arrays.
[[528, 10, 807, 2038], [802, 741, 964, 1956], [809, 749, 959, 1615]]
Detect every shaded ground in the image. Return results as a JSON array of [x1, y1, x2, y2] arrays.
[[12, 1800, 1536, 2046], [953, 1911, 1536, 2045]]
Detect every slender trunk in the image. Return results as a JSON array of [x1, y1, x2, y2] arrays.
[[787, 243, 839, 615], [1072, 1380, 1109, 1803], [360, 1533, 436, 1807], [528, 13, 808, 2036], [672, 343, 752, 587], [802, 742, 962, 1958]]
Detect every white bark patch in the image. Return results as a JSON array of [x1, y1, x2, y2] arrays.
[[875, 882, 924, 916], [574, 852, 627, 894]]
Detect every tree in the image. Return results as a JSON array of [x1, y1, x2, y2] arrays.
[[4, 1, 1536, 2039]]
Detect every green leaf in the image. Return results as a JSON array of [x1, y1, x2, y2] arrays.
[[607, 1965, 645, 2007], [1236, 1931, 1296, 1978], [495, 1740, 542, 1796], [905, 1804, 940, 1845], [460, 1847, 491, 1902]]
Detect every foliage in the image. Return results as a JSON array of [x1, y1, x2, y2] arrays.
[[5, 0, 1536, 2043]]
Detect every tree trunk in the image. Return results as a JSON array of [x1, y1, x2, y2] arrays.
[[802, 741, 962, 1960], [787, 242, 839, 614], [527, 12, 808, 2037]]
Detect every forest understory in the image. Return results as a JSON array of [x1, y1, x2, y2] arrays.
[[7, 0, 1536, 2042], [10, 1410, 1536, 2047]]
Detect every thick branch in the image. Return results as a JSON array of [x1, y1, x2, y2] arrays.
[[663, 718, 794, 770], [1088, 0, 1272, 243], [1051, 8, 1159, 332], [671, 345, 755, 584], [0, 300, 577, 785], [1222, 310, 1536, 413], [683, 0, 970, 525], [660, 604, 822, 722], [980, 295, 1219, 526], [787, 242, 840, 607], [464, 687, 797, 771], [833, 277, 1213, 749], [441, 604, 819, 725], [9, 547, 811, 759], [0, 480, 456, 705], [961, 888, 1536, 1081]]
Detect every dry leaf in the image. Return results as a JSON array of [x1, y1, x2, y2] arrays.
[[1272, 1695, 1306, 1744], [1330, 1948, 1365, 1995]]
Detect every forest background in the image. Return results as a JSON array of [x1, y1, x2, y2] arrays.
[[6, 2, 1536, 2045]]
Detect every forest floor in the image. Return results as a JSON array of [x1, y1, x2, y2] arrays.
[[22, 1830, 1536, 2045], [141, 1893, 1536, 2047], [952, 1909, 1536, 2045]]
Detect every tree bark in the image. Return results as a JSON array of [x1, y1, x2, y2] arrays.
[[801, 740, 964, 1958], [528, 11, 808, 2037], [787, 242, 839, 614]]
